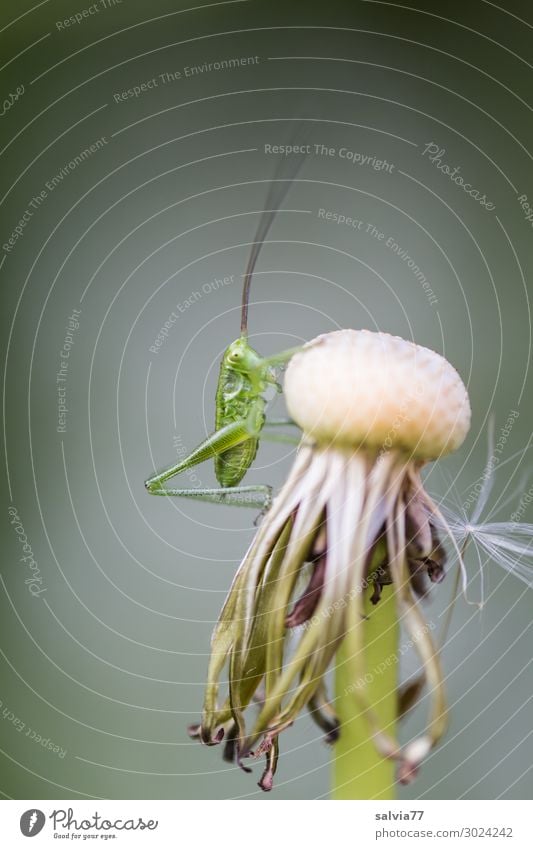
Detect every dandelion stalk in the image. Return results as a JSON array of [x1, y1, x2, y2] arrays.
[[333, 584, 398, 800]]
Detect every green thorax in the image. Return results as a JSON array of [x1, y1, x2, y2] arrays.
[[214, 337, 270, 487]]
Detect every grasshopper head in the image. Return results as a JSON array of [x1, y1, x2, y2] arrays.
[[225, 337, 262, 373]]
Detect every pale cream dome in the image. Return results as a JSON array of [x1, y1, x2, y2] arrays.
[[284, 329, 471, 459]]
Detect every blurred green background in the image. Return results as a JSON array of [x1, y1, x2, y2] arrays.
[[1, 0, 532, 799]]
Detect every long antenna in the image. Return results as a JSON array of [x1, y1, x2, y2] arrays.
[[240, 125, 310, 337]]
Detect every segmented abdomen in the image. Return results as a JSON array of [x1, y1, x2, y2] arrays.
[[215, 438, 259, 487]]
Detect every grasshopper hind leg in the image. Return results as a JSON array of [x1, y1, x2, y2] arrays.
[[145, 408, 297, 513], [146, 482, 272, 510]]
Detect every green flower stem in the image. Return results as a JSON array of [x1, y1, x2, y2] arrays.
[[333, 585, 399, 800]]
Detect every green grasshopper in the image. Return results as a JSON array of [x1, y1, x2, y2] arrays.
[[145, 164, 305, 510]]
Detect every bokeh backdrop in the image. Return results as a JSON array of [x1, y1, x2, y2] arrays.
[[1, 0, 532, 799]]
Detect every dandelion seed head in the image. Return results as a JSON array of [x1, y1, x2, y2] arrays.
[[191, 330, 472, 791]]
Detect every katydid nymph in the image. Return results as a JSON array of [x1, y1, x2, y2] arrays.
[[145, 162, 306, 510]]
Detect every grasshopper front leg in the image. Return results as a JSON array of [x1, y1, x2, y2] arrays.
[[145, 417, 272, 509], [261, 418, 302, 446]]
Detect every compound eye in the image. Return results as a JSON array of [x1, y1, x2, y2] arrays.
[[230, 350, 242, 362]]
